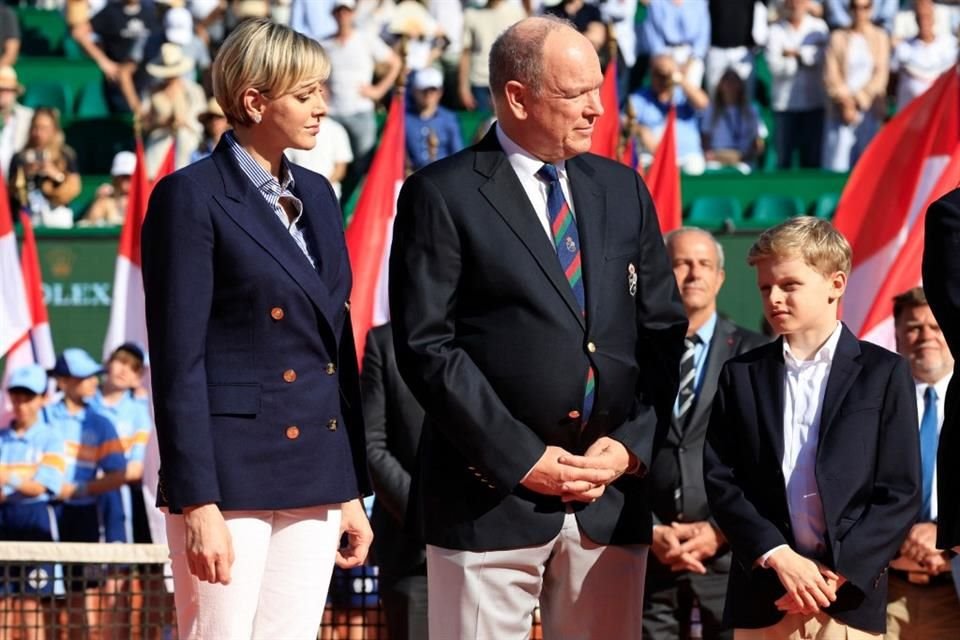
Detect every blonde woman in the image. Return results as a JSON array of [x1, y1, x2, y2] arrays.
[[8, 107, 81, 223], [141, 18, 373, 639]]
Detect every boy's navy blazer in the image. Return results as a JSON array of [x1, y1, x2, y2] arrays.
[[141, 138, 369, 513], [704, 325, 920, 633]]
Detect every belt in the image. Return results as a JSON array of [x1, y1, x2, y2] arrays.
[[889, 567, 954, 586]]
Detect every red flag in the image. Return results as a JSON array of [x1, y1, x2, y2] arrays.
[[153, 140, 176, 182], [344, 93, 406, 363], [832, 68, 960, 347], [0, 178, 30, 356], [645, 105, 682, 233], [589, 58, 619, 160], [620, 136, 641, 175]]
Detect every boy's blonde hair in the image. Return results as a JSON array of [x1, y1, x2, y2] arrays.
[[212, 18, 330, 127], [747, 216, 852, 276]]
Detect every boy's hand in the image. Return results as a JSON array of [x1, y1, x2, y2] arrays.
[[767, 548, 838, 613]]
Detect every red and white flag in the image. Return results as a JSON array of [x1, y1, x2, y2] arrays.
[[0, 212, 55, 424], [833, 69, 960, 348], [0, 185, 30, 358], [344, 92, 405, 364], [590, 58, 619, 160], [645, 105, 682, 233]]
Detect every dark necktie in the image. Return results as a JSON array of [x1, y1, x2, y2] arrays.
[[537, 163, 593, 422], [676, 335, 700, 424], [920, 385, 938, 520]]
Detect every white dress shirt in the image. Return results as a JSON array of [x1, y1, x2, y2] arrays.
[[496, 125, 577, 244], [765, 15, 830, 112], [914, 372, 952, 522], [762, 322, 843, 564]]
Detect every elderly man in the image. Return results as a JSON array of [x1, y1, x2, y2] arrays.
[[644, 228, 766, 640], [390, 15, 688, 640], [886, 287, 960, 639]]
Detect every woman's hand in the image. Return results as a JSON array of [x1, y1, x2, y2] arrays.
[[183, 503, 235, 585], [335, 498, 373, 569]]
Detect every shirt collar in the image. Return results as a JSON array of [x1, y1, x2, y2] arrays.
[[693, 312, 718, 347], [223, 130, 297, 201], [783, 321, 843, 369], [495, 124, 568, 183], [917, 372, 953, 398]]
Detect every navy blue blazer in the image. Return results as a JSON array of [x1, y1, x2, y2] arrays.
[[704, 325, 920, 633], [141, 138, 369, 513]]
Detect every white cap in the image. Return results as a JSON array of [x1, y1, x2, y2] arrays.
[[412, 67, 444, 91], [333, 0, 357, 10], [111, 151, 136, 177], [165, 7, 194, 47]]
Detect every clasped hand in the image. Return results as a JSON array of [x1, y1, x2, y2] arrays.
[[652, 521, 725, 574], [520, 437, 632, 503], [768, 547, 844, 615]]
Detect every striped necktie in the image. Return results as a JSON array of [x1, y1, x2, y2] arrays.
[[537, 163, 594, 422], [676, 335, 700, 424]]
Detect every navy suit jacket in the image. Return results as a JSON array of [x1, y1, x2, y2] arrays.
[[389, 128, 688, 552], [141, 138, 369, 513], [704, 325, 920, 633]]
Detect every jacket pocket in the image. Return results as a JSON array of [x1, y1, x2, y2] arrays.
[[207, 383, 261, 416]]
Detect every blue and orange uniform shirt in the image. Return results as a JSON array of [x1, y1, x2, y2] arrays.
[[46, 400, 126, 506], [0, 418, 66, 503], [89, 390, 151, 465]]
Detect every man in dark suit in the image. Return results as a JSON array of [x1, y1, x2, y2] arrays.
[[923, 189, 960, 554], [644, 228, 767, 640], [389, 16, 688, 640], [361, 323, 428, 640]]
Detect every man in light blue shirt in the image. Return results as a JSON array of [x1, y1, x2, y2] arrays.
[[641, 0, 711, 86]]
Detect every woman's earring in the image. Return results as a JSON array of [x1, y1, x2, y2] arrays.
[[252, 113, 262, 124]]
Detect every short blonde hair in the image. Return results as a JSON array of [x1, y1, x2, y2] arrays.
[[747, 217, 852, 276], [212, 18, 331, 127]]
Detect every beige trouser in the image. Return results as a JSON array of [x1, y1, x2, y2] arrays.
[[426, 511, 649, 640], [886, 573, 960, 639], [735, 613, 881, 640]]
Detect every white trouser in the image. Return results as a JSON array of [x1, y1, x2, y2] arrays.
[[427, 511, 649, 640], [166, 505, 342, 639]]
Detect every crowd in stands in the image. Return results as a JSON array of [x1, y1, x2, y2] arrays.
[[2, 0, 959, 229]]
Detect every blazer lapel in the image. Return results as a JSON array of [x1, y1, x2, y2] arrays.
[[752, 339, 786, 463], [817, 326, 863, 450], [475, 130, 585, 328], [210, 143, 334, 324], [566, 156, 606, 325]]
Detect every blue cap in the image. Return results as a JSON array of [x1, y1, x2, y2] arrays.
[[7, 364, 48, 395], [112, 341, 149, 367], [49, 348, 104, 379]]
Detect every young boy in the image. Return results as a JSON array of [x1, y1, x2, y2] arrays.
[[703, 217, 921, 638], [1, 364, 66, 639]]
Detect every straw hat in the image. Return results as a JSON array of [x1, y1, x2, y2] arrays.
[[388, 1, 437, 37], [0, 66, 24, 94], [146, 43, 196, 80], [198, 97, 225, 122]]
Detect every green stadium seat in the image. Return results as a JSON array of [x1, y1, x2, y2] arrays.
[[74, 81, 111, 120], [16, 58, 104, 113], [22, 82, 72, 117], [742, 194, 806, 230], [685, 196, 743, 231], [811, 192, 841, 219], [65, 117, 134, 174], [17, 8, 67, 57]]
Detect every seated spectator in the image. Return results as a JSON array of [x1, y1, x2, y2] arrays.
[[71, 0, 160, 114], [544, 0, 606, 51], [140, 43, 205, 173], [766, 0, 829, 168], [385, 0, 448, 73], [191, 97, 229, 164], [824, 0, 899, 30], [0, 3, 20, 68], [284, 109, 354, 200], [641, 0, 711, 88], [0, 67, 33, 181], [630, 54, 710, 175], [404, 67, 463, 171], [79, 151, 136, 227], [459, 0, 526, 112], [892, 0, 957, 111], [9, 108, 81, 228], [701, 68, 766, 172], [822, 0, 890, 172], [706, 0, 761, 98]]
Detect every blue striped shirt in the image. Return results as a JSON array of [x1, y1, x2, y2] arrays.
[[223, 131, 316, 268]]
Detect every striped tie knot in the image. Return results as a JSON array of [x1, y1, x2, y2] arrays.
[[676, 335, 701, 423]]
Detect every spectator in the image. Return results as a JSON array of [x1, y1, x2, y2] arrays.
[[822, 0, 890, 172], [142, 5, 212, 85], [384, 1, 447, 73], [290, 0, 339, 42], [0, 365, 65, 640], [140, 43, 205, 173], [599, 0, 639, 105], [824, 0, 899, 30], [79, 150, 136, 227], [544, 0, 606, 51], [630, 54, 710, 175], [0, 3, 20, 68], [322, 0, 402, 183], [9, 108, 81, 228], [459, 0, 527, 112], [701, 68, 766, 172], [766, 0, 829, 169], [190, 97, 229, 164], [71, 0, 160, 114], [404, 67, 463, 171], [706, 0, 763, 98], [891, 0, 957, 111], [0, 67, 33, 182], [641, 0, 711, 87], [284, 109, 354, 200], [429, 0, 465, 87]]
